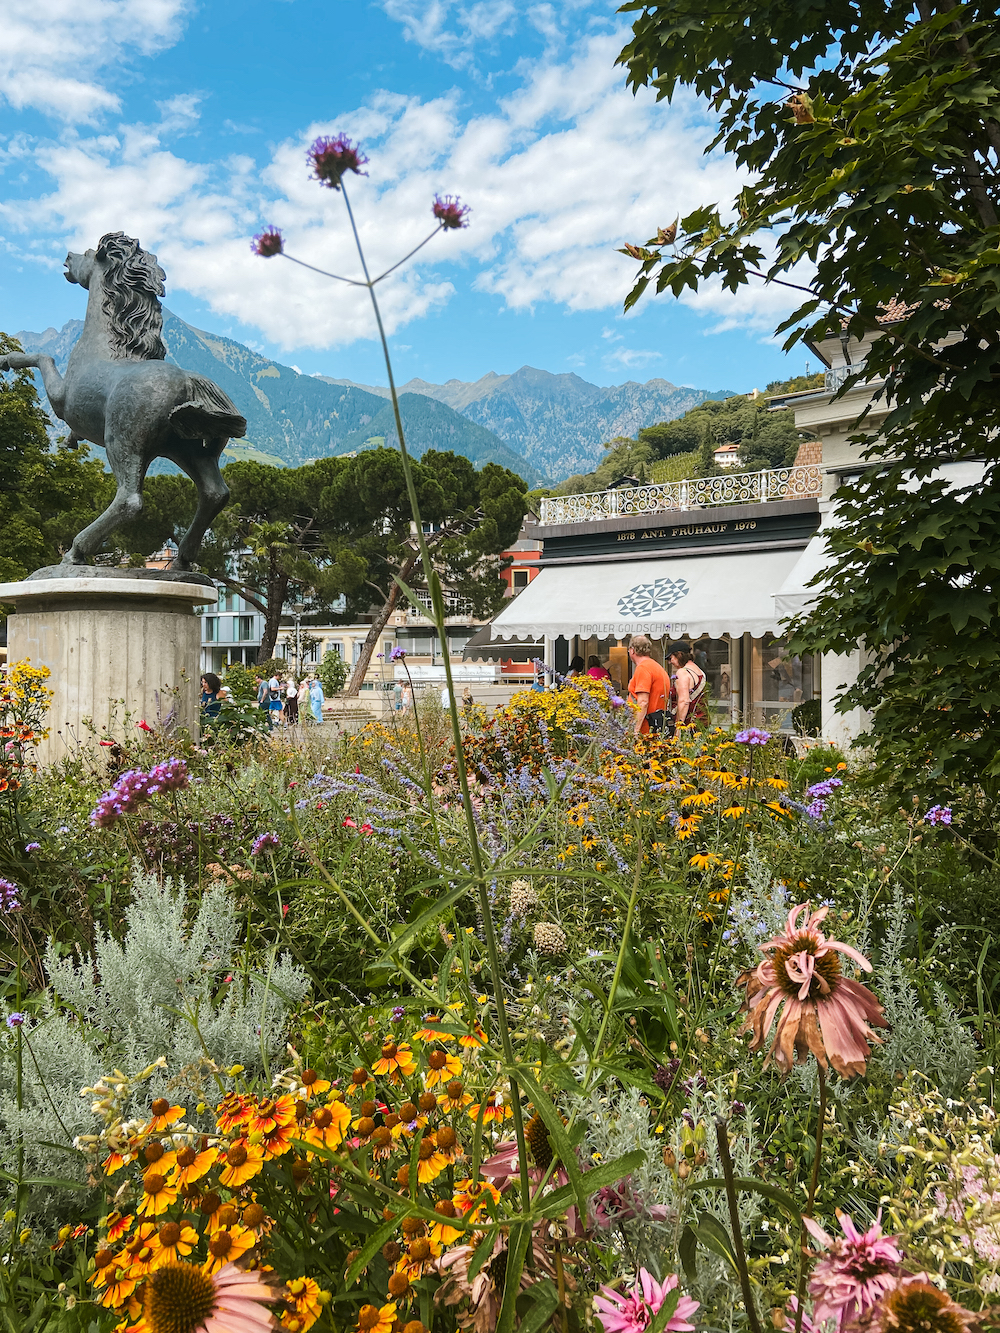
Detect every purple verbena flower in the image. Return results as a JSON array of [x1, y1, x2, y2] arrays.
[[308, 134, 369, 190], [735, 727, 771, 745], [90, 758, 190, 829], [432, 194, 471, 230], [24, 843, 41, 853], [389, 646, 407, 662], [807, 778, 844, 798], [6, 1013, 25, 1029], [805, 799, 828, 819], [0, 878, 21, 912], [251, 831, 281, 856], [925, 804, 953, 826], [390, 1005, 406, 1023], [610, 695, 625, 709], [251, 227, 284, 257]]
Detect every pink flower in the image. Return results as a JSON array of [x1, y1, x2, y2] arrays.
[[594, 1270, 699, 1333], [342, 817, 357, 829], [308, 134, 369, 190], [360, 822, 373, 836], [432, 194, 471, 229], [805, 1212, 902, 1328], [143, 1260, 276, 1333], [137, 720, 153, 733], [736, 903, 888, 1077], [251, 227, 283, 257]]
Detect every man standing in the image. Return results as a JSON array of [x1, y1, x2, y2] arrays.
[[627, 636, 668, 737]]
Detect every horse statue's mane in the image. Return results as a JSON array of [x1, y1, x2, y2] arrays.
[[96, 231, 168, 361]]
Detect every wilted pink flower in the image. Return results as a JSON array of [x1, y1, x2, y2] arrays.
[[805, 1211, 902, 1327], [591, 1177, 671, 1230], [594, 1270, 699, 1333], [251, 227, 283, 258], [872, 1275, 976, 1333], [432, 194, 471, 229], [308, 134, 369, 189], [736, 903, 888, 1077]]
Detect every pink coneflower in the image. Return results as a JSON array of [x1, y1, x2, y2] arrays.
[[736, 902, 888, 1077], [143, 1260, 276, 1333], [432, 194, 471, 229], [251, 228, 283, 258], [308, 134, 369, 189], [805, 1212, 902, 1328], [594, 1270, 699, 1333], [873, 1276, 976, 1333]]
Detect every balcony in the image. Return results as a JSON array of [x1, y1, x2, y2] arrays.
[[538, 464, 823, 527]]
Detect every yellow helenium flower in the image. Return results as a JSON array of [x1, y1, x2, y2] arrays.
[[137, 1172, 177, 1218], [302, 1100, 352, 1152], [172, 1145, 219, 1187], [371, 1041, 416, 1082], [423, 1052, 462, 1088], [203, 1224, 256, 1275], [354, 1302, 396, 1333], [144, 1099, 185, 1133], [152, 1222, 198, 1264], [218, 1142, 265, 1188]]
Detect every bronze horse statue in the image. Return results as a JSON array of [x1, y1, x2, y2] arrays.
[[0, 231, 246, 570]]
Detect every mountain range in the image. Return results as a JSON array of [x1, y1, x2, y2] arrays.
[[14, 315, 735, 485]]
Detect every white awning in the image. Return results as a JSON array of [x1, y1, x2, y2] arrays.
[[492, 548, 804, 641], [773, 530, 834, 620]]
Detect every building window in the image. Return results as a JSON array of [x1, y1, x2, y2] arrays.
[[204, 616, 218, 642], [329, 641, 343, 658], [383, 639, 394, 659], [512, 568, 529, 589], [238, 615, 254, 641]]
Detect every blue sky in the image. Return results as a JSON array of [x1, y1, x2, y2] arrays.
[[0, 1, 814, 393]]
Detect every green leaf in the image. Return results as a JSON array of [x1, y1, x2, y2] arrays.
[[372, 881, 470, 965], [345, 1215, 400, 1286], [689, 1213, 738, 1274], [679, 1223, 698, 1281], [467, 1226, 500, 1284], [516, 1280, 560, 1333], [495, 1221, 532, 1333], [691, 1175, 802, 1219]]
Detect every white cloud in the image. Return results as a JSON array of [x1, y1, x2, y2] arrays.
[[4, 23, 804, 353], [0, 0, 191, 122]]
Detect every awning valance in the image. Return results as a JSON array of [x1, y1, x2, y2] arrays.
[[773, 531, 833, 620], [491, 548, 804, 641]]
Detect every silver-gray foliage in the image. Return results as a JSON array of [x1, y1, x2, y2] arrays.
[[0, 868, 308, 1218]]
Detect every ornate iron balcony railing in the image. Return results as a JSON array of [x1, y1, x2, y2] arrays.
[[538, 464, 823, 526]]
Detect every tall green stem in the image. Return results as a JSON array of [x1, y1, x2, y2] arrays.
[[339, 182, 531, 1211], [794, 1063, 827, 1333]]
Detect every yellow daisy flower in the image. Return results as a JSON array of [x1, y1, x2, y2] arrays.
[[354, 1303, 397, 1333], [372, 1040, 417, 1082], [152, 1221, 198, 1264], [217, 1141, 265, 1188], [137, 1171, 177, 1218], [203, 1223, 256, 1274], [423, 1051, 462, 1088], [144, 1099, 184, 1133]]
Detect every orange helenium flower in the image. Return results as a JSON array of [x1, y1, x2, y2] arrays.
[[737, 902, 888, 1077]]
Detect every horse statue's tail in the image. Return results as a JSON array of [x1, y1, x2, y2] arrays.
[[169, 373, 247, 440]]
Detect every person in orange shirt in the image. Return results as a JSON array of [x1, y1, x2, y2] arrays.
[[627, 635, 669, 737]]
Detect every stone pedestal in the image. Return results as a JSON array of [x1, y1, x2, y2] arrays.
[[0, 569, 216, 764]]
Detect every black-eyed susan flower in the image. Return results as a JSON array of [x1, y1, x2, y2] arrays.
[[423, 1050, 462, 1088], [457, 1023, 486, 1050], [103, 1211, 133, 1244], [299, 1069, 331, 1097], [155, 1221, 198, 1263], [173, 1143, 219, 1187], [216, 1093, 254, 1135], [282, 1275, 328, 1333], [354, 1302, 396, 1333], [688, 852, 721, 871], [217, 1142, 265, 1189], [721, 804, 746, 819], [204, 1223, 256, 1274], [674, 815, 701, 841], [681, 789, 716, 808], [416, 1134, 449, 1184], [145, 1099, 185, 1133], [372, 1040, 416, 1082], [302, 1099, 351, 1152], [412, 1016, 452, 1043], [138, 1170, 178, 1218], [429, 1199, 463, 1246], [437, 1080, 472, 1114], [467, 1091, 512, 1124]]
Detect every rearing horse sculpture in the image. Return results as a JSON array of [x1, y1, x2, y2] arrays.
[[0, 231, 246, 570]]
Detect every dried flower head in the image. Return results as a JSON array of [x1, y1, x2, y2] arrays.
[[533, 921, 567, 955], [509, 879, 538, 916], [251, 228, 284, 258], [736, 902, 888, 1077], [432, 195, 471, 230], [308, 135, 369, 190], [875, 1277, 976, 1333]]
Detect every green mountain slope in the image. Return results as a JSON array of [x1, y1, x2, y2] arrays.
[[335, 394, 544, 483], [13, 314, 540, 485]]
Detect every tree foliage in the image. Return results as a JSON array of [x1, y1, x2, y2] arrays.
[[0, 337, 112, 582], [556, 396, 807, 493], [619, 0, 1000, 790]]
